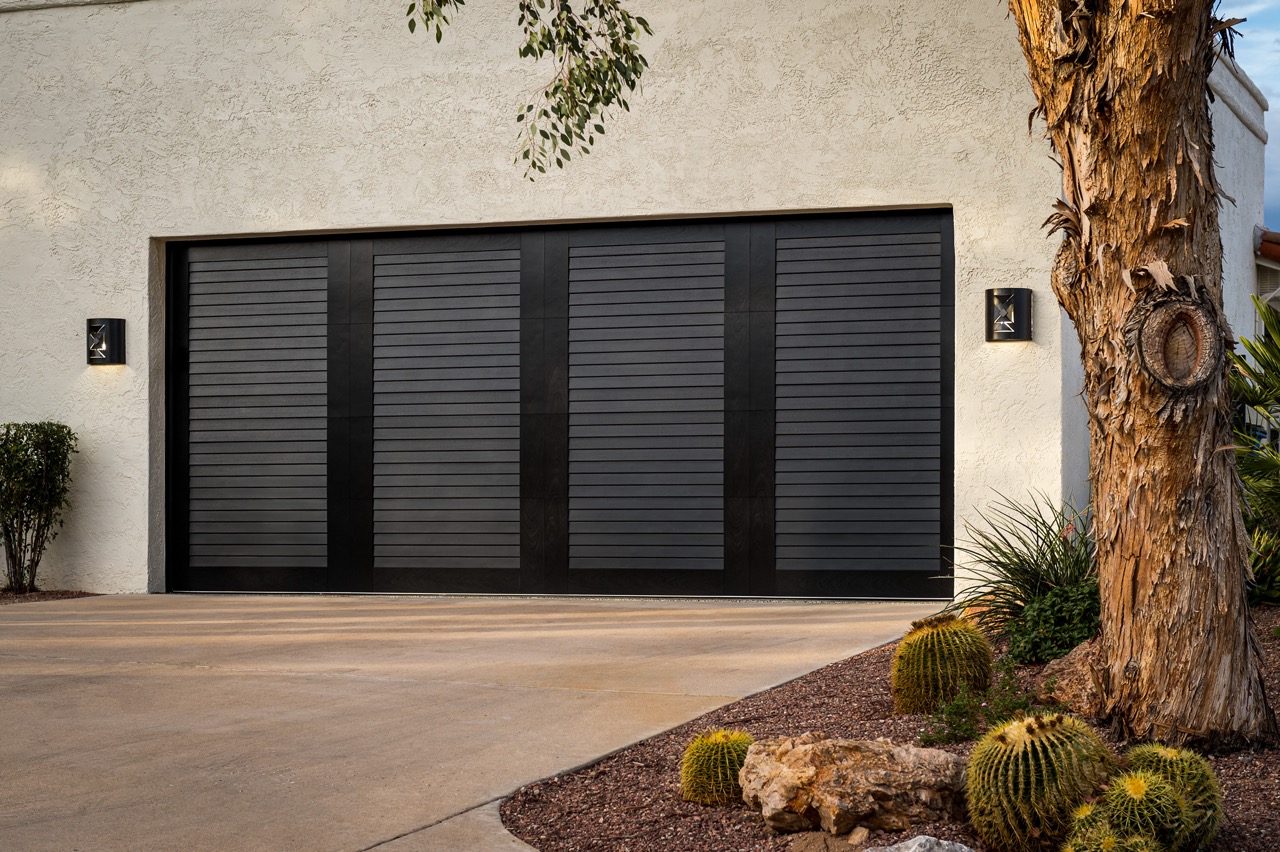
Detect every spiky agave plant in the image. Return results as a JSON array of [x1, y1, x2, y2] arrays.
[[966, 713, 1117, 851], [678, 729, 754, 805], [891, 613, 992, 713], [945, 493, 1096, 635]]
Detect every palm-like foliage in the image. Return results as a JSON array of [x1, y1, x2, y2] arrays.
[[946, 494, 1096, 635], [1230, 296, 1280, 604]]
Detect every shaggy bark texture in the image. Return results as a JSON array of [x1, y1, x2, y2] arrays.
[[1006, 0, 1275, 745]]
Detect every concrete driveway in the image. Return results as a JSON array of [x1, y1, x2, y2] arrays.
[[0, 594, 938, 851]]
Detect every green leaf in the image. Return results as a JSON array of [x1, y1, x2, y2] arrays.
[[408, 18, 416, 33]]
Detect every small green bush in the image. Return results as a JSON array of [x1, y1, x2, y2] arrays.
[[1007, 579, 1101, 664], [0, 422, 78, 594], [919, 657, 1058, 745], [679, 729, 754, 805]]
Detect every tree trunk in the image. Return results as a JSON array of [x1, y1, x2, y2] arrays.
[[1007, 0, 1275, 746]]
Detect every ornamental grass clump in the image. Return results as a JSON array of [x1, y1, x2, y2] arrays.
[[0, 422, 78, 594], [891, 613, 992, 713], [966, 713, 1116, 852], [946, 494, 1100, 663], [678, 728, 754, 806]]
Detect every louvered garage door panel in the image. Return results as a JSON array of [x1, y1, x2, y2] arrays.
[[568, 229, 726, 578], [775, 221, 945, 586], [372, 237, 521, 581], [185, 244, 328, 582]]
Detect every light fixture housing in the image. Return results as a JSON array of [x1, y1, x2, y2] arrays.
[[87, 318, 126, 365], [985, 288, 1032, 342]]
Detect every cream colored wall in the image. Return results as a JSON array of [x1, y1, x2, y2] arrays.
[[2, 0, 1222, 595], [1211, 56, 1270, 347]]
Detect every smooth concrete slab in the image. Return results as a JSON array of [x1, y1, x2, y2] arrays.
[[0, 594, 938, 851]]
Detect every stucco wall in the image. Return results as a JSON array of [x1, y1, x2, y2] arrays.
[[1211, 56, 1270, 345], [2, 0, 1250, 595]]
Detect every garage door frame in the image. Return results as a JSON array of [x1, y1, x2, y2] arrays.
[[166, 210, 953, 598]]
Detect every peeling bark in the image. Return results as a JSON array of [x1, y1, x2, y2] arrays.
[[1008, 0, 1275, 745]]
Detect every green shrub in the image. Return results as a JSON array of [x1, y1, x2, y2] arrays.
[[678, 729, 754, 805], [919, 657, 1057, 745], [891, 613, 992, 713], [0, 423, 78, 594], [1230, 297, 1280, 605], [947, 494, 1095, 636], [966, 713, 1116, 852], [1248, 526, 1280, 605], [1007, 579, 1101, 664]]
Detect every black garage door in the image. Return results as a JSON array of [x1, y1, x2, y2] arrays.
[[167, 211, 952, 597]]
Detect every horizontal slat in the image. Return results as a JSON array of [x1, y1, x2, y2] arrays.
[[190, 556, 327, 568], [775, 559, 940, 572], [570, 263, 724, 282], [568, 558, 723, 570], [373, 557, 521, 569], [776, 243, 940, 261]]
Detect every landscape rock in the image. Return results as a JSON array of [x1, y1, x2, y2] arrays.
[[865, 837, 976, 852], [847, 826, 871, 845], [739, 732, 967, 835], [1036, 637, 1105, 717]]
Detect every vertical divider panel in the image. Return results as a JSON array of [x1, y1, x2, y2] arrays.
[[748, 222, 777, 596], [542, 232, 571, 592], [519, 232, 548, 593], [723, 224, 752, 595]]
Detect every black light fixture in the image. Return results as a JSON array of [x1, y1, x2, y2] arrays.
[[985, 288, 1032, 342], [87, 318, 126, 365]]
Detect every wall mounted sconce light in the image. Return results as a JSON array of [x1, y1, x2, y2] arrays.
[[985, 289, 1032, 342], [87, 318, 126, 365]]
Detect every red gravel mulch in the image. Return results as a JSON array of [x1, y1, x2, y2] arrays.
[[0, 590, 98, 606], [501, 606, 1280, 851]]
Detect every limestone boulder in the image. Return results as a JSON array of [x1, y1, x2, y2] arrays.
[[1036, 637, 1104, 717], [866, 837, 977, 852], [739, 732, 966, 835]]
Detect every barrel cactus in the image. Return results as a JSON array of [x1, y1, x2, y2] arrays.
[[966, 713, 1116, 852], [1125, 744, 1221, 851], [1103, 770, 1185, 847], [890, 613, 993, 713], [678, 728, 754, 805], [1064, 822, 1164, 852]]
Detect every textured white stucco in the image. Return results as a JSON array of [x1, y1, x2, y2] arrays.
[[0, 0, 1263, 594], [1212, 56, 1270, 345]]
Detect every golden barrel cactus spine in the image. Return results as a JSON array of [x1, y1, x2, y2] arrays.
[[1125, 744, 1222, 851], [1103, 771, 1185, 848], [678, 729, 754, 805], [966, 713, 1117, 852], [890, 613, 993, 713]]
